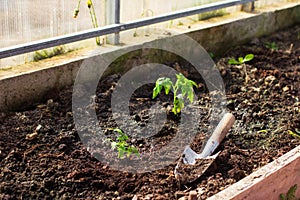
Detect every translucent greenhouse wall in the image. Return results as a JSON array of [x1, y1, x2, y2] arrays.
[[0, 0, 294, 68]]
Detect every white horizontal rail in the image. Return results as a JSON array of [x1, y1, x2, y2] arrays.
[[0, 0, 255, 59]]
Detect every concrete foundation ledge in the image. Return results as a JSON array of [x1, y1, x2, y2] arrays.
[[0, 2, 299, 111]]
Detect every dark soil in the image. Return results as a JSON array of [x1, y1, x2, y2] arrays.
[[1, 25, 300, 200]]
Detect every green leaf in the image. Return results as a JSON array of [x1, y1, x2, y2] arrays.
[[238, 57, 244, 63], [189, 80, 198, 88], [279, 184, 298, 200], [113, 128, 123, 135], [177, 75, 196, 96], [279, 193, 286, 200], [152, 77, 172, 98], [286, 184, 297, 200], [126, 146, 137, 157], [152, 84, 162, 99], [175, 73, 184, 80], [228, 58, 240, 65], [164, 83, 171, 95], [244, 54, 254, 62], [132, 146, 139, 155], [228, 54, 254, 65], [265, 42, 278, 51], [152, 87, 158, 99], [161, 77, 172, 85], [187, 90, 194, 103], [174, 75, 183, 88], [180, 84, 188, 98], [287, 130, 300, 139], [118, 149, 125, 159], [117, 133, 128, 141]]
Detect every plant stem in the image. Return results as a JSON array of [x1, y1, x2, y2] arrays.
[[76, 0, 81, 10], [172, 85, 178, 113], [172, 85, 177, 102], [88, 0, 101, 45], [73, 0, 82, 18], [243, 64, 249, 84]]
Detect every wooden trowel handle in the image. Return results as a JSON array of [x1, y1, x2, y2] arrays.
[[199, 113, 235, 158], [200, 113, 235, 158], [211, 113, 235, 143]]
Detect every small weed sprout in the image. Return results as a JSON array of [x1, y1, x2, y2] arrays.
[[287, 129, 300, 139], [152, 73, 198, 115], [228, 54, 254, 83], [280, 184, 299, 200], [33, 46, 66, 61], [209, 52, 215, 59], [265, 42, 278, 51], [228, 54, 254, 65], [107, 128, 139, 159]]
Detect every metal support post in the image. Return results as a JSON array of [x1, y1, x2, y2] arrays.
[[114, 0, 120, 44], [106, 0, 120, 45], [242, 1, 255, 12]]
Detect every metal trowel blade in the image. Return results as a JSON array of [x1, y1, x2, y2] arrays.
[[175, 152, 220, 184]]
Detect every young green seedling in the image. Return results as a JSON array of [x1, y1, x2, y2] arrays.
[[287, 129, 300, 139], [209, 52, 215, 59], [265, 42, 278, 51], [152, 73, 198, 115], [228, 54, 254, 83], [279, 184, 299, 200], [108, 128, 139, 159], [228, 53, 254, 65]]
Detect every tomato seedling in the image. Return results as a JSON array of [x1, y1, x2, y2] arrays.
[[152, 73, 198, 115], [108, 128, 139, 159]]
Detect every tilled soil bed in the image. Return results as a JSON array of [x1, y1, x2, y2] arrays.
[[1, 25, 300, 200]]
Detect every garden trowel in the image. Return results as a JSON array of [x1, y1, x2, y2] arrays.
[[175, 113, 235, 184]]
